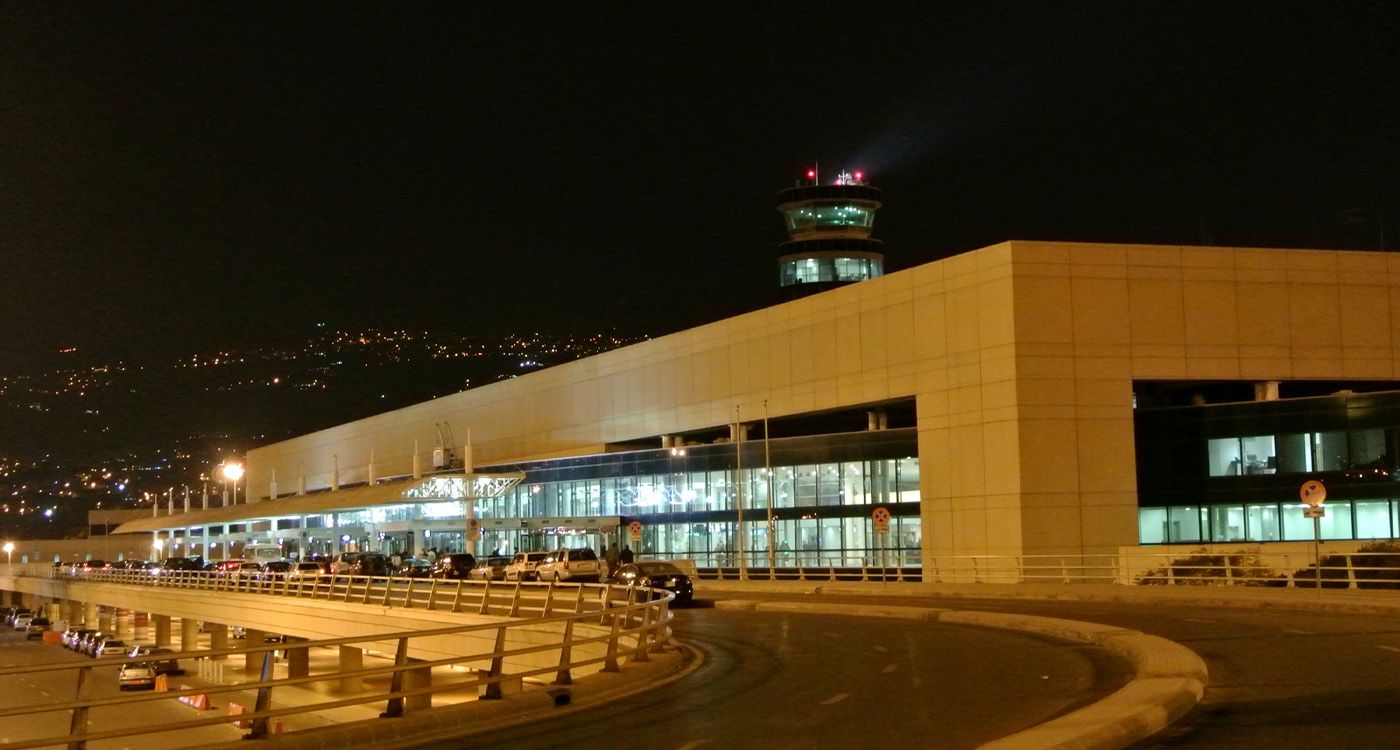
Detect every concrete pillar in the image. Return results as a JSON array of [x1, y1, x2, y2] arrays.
[[153, 614, 172, 646], [180, 618, 200, 650], [338, 645, 363, 692], [98, 606, 114, 633], [209, 623, 229, 660], [243, 629, 266, 673], [131, 611, 147, 642], [83, 602, 98, 628], [287, 639, 310, 679], [63, 600, 82, 625], [404, 659, 433, 711]]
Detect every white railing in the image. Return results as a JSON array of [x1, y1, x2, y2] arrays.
[[0, 569, 674, 750], [672, 550, 1400, 588]]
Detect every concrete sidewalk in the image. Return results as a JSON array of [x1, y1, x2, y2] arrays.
[[695, 578, 1400, 615]]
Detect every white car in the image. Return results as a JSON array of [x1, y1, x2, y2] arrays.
[[504, 551, 548, 582], [118, 662, 156, 690], [94, 639, 128, 658], [535, 548, 603, 583], [12, 613, 34, 631]]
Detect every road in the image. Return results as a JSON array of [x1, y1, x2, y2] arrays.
[[715, 591, 1400, 750], [424, 604, 1133, 749]]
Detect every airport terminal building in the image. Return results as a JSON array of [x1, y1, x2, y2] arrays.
[[110, 239, 1400, 569]]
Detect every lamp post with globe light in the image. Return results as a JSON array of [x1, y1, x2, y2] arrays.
[[3, 541, 13, 565], [223, 462, 245, 506]]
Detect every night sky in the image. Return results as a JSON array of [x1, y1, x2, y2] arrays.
[[3, 2, 1397, 375]]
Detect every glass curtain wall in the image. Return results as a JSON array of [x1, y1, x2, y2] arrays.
[[475, 456, 921, 567], [1140, 498, 1399, 544]]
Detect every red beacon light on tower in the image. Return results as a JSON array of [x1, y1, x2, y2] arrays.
[[835, 169, 867, 186]]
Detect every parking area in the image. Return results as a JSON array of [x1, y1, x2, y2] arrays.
[[1, 615, 498, 748]]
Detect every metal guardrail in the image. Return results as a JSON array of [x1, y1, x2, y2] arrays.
[[1, 569, 674, 750], [683, 551, 1400, 588]]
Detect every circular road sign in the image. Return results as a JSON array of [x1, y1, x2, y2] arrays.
[[1299, 480, 1327, 507], [871, 506, 891, 534], [628, 520, 643, 542]]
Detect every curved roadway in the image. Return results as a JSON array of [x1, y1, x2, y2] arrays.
[[421, 605, 1134, 749]]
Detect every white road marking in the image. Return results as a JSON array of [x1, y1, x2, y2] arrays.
[[1283, 629, 1314, 636], [1183, 618, 1214, 624], [821, 693, 851, 706], [676, 740, 711, 750], [882, 663, 898, 673], [1376, 645, 1400, 653]]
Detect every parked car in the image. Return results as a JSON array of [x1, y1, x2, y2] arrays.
[[94, 638, 128, 658], [77, 631, 106, 655], [129, 645, 183, 675], [349, 553, 392, 577], [79, 560, 107, 573], [288, 561, 328, 580], [12, 613, 35, 631], [429, 553, 477, 580], [3, 606, 30, 626], [25, 617, 51, 639], [536, 548, 602, 583], [470, 555, 511, 581], [64, 627, 95, 649], [504, 551, 548, 582], [396, 558, 432, 578], [260, 560, 294, 580], [609, 561, 695, 604], [117, 661, 157, 690], [330, 552, 362, 574], [159, 556, 204, 573]]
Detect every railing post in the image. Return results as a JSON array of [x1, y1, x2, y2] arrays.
[[380, 636, 411, 718], [543, 579, 557, 617], [401, 578, 413, 608], [598, 586, 612, 623], [1060, 557, 1068, 584], [603, 612, 622, 673], [1224, 556, 1235, 586], [451, 580, 463, 613], [481, 627, 508, 700], [245, 649, 276, 738], [553, 619, 575, 686], [1346, 554, 1359, 589], [508, 579, 523, 617], [573, 582, 585, 614], [632, 599, 653, 663], [478, 578, 492, 615], [67, 664, 91, 750], [426, 579, 438, 610]]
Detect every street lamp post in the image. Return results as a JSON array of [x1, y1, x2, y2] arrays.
[[223, 462, 245, 506], [3, 541, 13, 565]]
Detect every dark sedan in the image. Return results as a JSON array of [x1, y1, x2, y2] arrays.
[[609, 561, 694, 604], [430, 553, 477, 580]]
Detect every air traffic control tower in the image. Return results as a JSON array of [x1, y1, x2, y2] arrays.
[[776, 167, 884, 299]]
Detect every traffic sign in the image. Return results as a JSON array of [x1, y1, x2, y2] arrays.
[[1299, 480, 1327, 507], [1303, 506, 1326, 519], [871, 506, 891, 534], [628, 520, 643, 542]]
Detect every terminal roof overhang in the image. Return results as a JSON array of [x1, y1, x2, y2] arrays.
[[113, 472, 525, 535]]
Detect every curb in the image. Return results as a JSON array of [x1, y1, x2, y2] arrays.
[[715, 599, 1207, 750]]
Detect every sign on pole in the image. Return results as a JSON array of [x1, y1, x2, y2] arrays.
[[628, 520, 643, 543], [1299, 480, 1327, 507], [871, 506, 891, 534]]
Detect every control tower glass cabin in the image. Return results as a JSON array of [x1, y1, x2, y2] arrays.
[[776, 169, 884, 299]]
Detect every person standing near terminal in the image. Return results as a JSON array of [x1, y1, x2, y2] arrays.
[[605, 542, 621, 578], [620, 545, 634, 564]]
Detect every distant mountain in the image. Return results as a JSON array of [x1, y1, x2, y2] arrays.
[[0, 327, 645, 537]]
